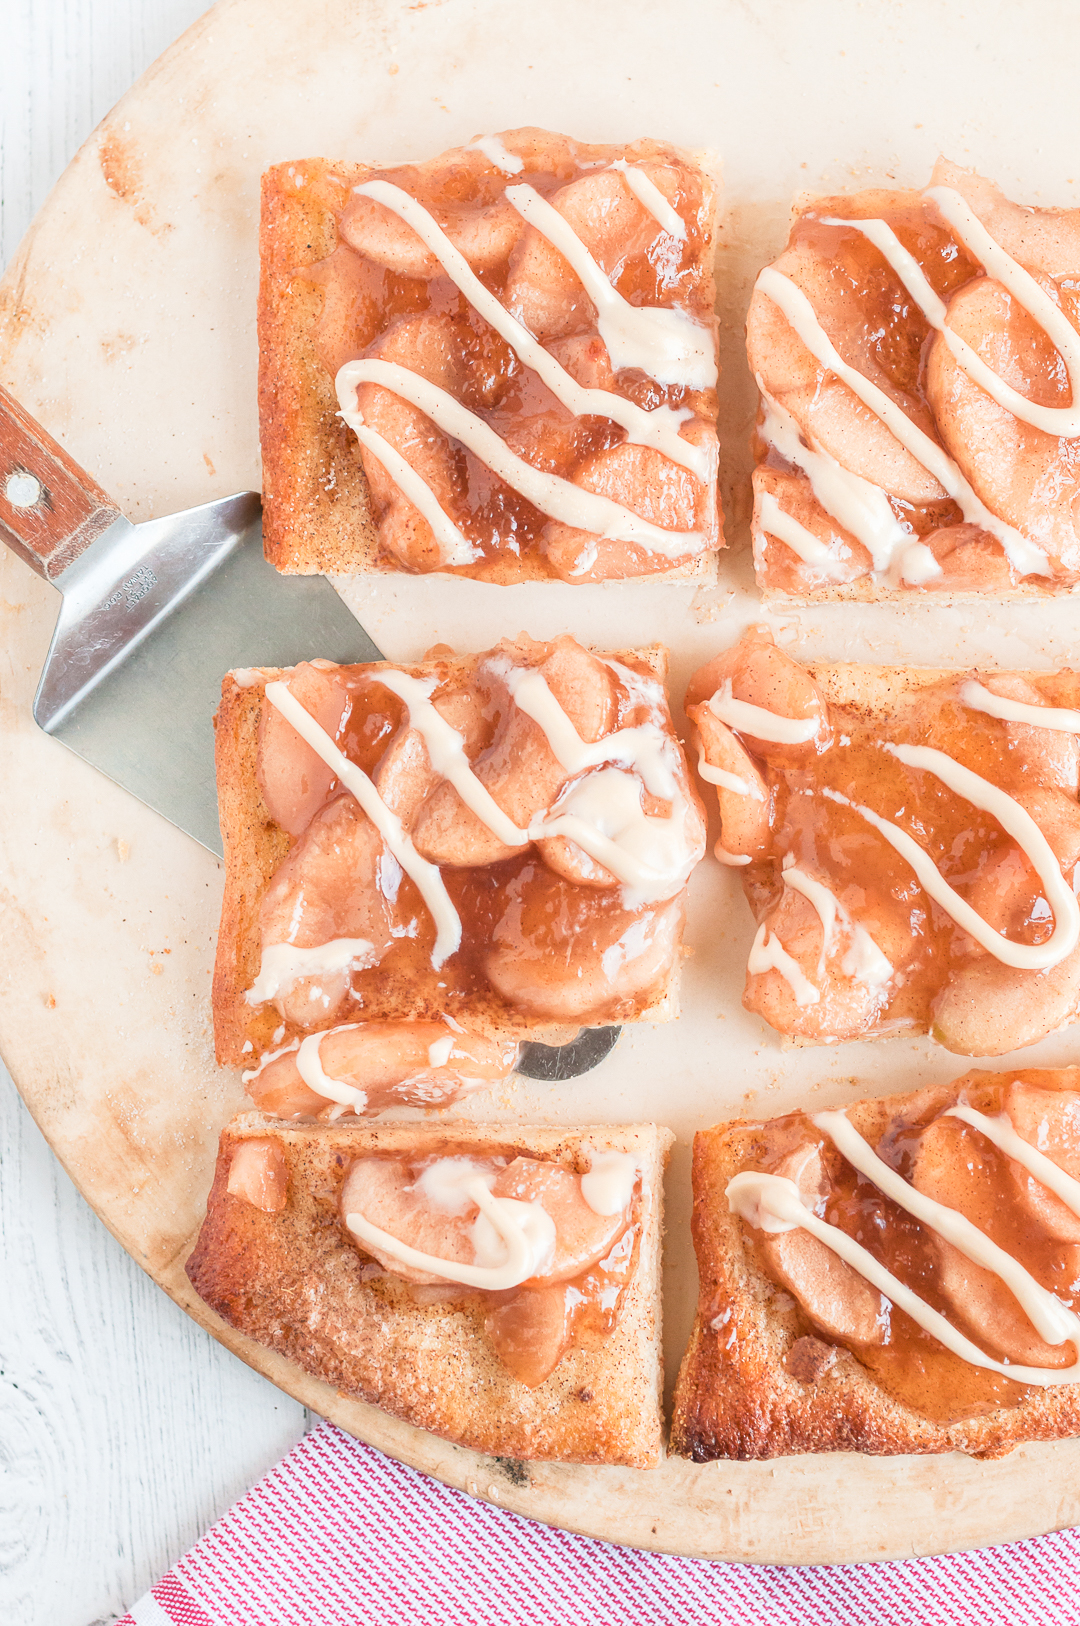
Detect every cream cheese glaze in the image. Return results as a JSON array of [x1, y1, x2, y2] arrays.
[[608, 159, 687, 241], [960, 679, 1080, 734], [706, 678, 820, 745], [245, 938, 378, 1005], [504, 182, 716, 390]]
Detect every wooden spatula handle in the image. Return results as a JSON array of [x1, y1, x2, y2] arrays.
[[0, 382, 123, 581]]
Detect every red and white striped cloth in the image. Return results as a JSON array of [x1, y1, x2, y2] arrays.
[[117, 1420, 1080, 1625]]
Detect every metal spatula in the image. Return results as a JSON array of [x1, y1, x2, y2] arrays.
[[0, 384, 618, 1079]]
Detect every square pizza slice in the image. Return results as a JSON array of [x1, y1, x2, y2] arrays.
[[687, 627, 1080, 1056], [259, 128, 722, 583], [214, 634, 707, 1116], [673, 1068, 1080, 1460], [747, 160, 1080, 600], [187, 1115, 670, 1466]]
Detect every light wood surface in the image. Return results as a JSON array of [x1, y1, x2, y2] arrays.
[[10, 0, 1080, 1602], [0, 7, 306, 1625]]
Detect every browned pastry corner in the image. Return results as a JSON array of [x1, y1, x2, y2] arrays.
[[673, 1068, 1080, 1461], [187, 1114, 671, 1467]]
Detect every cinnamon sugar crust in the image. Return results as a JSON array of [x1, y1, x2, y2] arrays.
[[186, 1114, 671, 1467], [258, 129, 723, 583], [672, 1068, 1080, 1462]]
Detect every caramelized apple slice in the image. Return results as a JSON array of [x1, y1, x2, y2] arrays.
[[686, 625, 831, 760], [227, 1139, 289, 1212], [257, 662, 349, 837], [759, 1144, 887, 1345], [544, 437, 711, 583], [747, 244, 946, 505], [485, 870, 683, 1021], [914, 1115, 1075, 1366], [484, 1285, 571, 1388], [255, 797, 394, 1025], [340, 1156, 483, 1285], [1003, 1081, 1080, 1242], [491, 1158, 630, 1284], [247, 1023, 518, 1119], [689, 707, 771, 859]]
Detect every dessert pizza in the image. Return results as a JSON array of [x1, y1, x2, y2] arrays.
[[187, 1116, 670, 1466], [258, 128, 722, 583], [687, 627, 1080, 1057], [673, 1068, 1080, 1460], [747, 160, 1080, 599], [213, 634, 707, 1118]]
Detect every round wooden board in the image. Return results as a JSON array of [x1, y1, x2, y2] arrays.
[[8, 0, 1080, 1565]]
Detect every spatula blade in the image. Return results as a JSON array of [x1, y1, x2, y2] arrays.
[[35, 501, 379, 855]]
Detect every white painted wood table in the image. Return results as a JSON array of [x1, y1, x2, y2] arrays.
[[0, 7, 307, 1624]]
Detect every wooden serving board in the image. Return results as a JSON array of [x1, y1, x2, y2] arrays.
[[8, 0, 1080, 1563]]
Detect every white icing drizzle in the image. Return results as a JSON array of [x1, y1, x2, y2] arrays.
[[500, 657, 699, 901], [695, 747, 764, 799], [726, 1163, 1080, 1387], [608, 159, 687, 241], [580, 1150, 639, 1216], [504, 182, 717, 390], [345, 1170, 555, 1290], [342, 414, 480, 567], [242, 1037, 299, 1087], [757, 488, 841, 571], [352, 180, 707, 480], [947, 1102, 1080, 1217], [759, 387, 911, 578], [960, 678, 1080, 734], [715, 846, 752, 867], [756, 265, 1051, 578], [747, 922, 820, 1006], [707, 678, 819, 745], [336, 358, 704, 560], [540, 767, 693, 905], [467, 134, 524, 174], [415, 1156, 495, 1213], [245, 938, 377, 1005], [371, 668, 528, 848], [782, 863, 894, 988], [427, 1034, 454, 1068], [926, 186, 1080, 438], [373, 655, 698, 905], [824, 741, 1080, 970], [264, 681, 462, 969], [810, 1108, 1080, 1383], [296, 1029, 367, 1112]]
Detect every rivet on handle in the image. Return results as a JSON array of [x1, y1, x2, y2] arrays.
[[5, 470, 44, 509]]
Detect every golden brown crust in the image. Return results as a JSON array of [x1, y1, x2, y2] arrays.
[[257, 139, 722, 583], [671, 1068, 1080, 1461], [186, 1114, 671, 1466], [259, 160, 380, 575], [212, 644, 682, 1066]]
